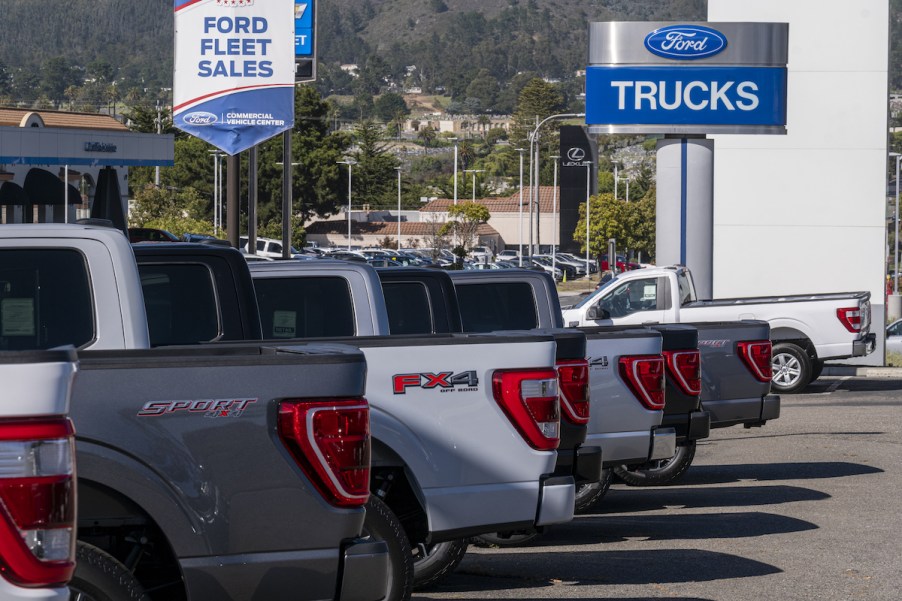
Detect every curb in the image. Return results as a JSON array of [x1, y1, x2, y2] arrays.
[[822, 366, 902, 377]]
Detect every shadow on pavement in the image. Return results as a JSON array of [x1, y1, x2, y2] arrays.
[[423, 548, 779, 592], [678, 461, 883, 485], [795, 378, 902, 394], [522, 511, 816, 546], [593, 483, 829, 514]]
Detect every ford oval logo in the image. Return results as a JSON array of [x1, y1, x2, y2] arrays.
[[644, 25, 727, 60], [183, 112, 218, 126]]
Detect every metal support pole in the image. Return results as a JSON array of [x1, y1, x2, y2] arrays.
[[396, 167, 402, 250], [517, 148, 525, 266], [282, 130, 293, 259], [452, 139, 458, 205], [896, 155, 900, 294], [585, 161, 593, 276], [227, 154, 240, 248], [248, 145, 258, 255], [551, 156, 559, 275]]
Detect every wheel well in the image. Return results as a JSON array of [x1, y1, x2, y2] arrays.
[[370, 441, 429, 549], [78, 480, 187, 601], [770, 329, 817, 360]]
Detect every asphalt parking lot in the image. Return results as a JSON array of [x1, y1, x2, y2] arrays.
[[415, 376, 902, 601]]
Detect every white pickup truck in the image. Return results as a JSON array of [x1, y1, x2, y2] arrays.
[[562, 265, 876, 393]]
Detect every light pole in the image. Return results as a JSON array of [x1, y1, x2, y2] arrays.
[[585, 161, 593, 277], [337, 160, 355, 251], [464, 169, 484, 202], [550, 155, 560, 276], [892, 153, 901, 294], [208, 150, 224, 235], [396, 167, 402, 250], [617, 176, 631, 202], [517, 148, 526, 266], [450, 137, 459, 205], [528, 112, 586, 257]]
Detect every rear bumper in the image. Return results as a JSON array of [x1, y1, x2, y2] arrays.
[[649, 427, 677, 460], [0, 578, 67, 601], [338, 539, 390, 601], [554, 444, 603, 484], [853, 333, 877, 357], [705, 394, 781, 429], [660, 410, 710, 443], [535, 475, 575, 527]]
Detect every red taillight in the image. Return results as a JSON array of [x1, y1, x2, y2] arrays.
[[737, 340, 773, 382], [492, 369, 560, 450], [836, 307, 862, 332], [0, 418, 76, 588], [556, 359, 590, 425], [663, 350, 701, 396], [619, 355, 665, 410], [278, 398, 371, 508]]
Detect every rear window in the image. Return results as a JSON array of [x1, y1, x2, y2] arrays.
[[0, 249, 94, 350], [455, 282, 538, 332], [382, 282, 433, 335], [139, 264, 221, 346], [254, 276, 355, 338]]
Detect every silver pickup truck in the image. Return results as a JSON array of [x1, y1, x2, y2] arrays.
[[247, 260, 575, 590], [0, 349, 78, 601]]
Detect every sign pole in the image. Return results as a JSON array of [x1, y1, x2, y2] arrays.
[[227, 154, 240, 248], [282, 129, 293, 259]]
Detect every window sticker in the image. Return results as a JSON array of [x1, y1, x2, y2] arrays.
[[273, 310, 297, 338], [642, 284, 656, 300], [1, 298, 35, 336]]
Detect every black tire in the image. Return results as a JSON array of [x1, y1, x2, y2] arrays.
[[472, 529, 539, 547], [69, 542, 149, 601], [811, 359, 825, 382], [412, 539, 468, 590], [574, 468, 614, 514], [363, 497, 414, 601], [771, 342, 812, 394], [613, 442, 697, 487]]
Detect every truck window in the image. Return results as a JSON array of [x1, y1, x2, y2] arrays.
[[456, 282, 538, 332], [139, 264, 221, 346], [382, 282, 434, 335], [0, 249, 94, 350], [254, 276, 355, 338], [599, 277, 659, 318], [677, 271, 696, 305]]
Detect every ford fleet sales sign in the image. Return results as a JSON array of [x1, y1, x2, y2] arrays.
[[585, 22, 789, 135], [173, 0, 296, 155]]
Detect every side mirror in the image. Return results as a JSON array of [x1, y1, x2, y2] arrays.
[[586, 305, 611, 321]]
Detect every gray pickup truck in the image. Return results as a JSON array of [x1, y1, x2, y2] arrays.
[[0, 224, 389, 601]]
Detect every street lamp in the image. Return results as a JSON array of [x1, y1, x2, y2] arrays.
[[550, 155, 560, 276], [617, 176, 631, 202], [276, 160, 300, 257], [516, 148, 526, 266], [613, 163, 619, 200], [337, 160, 356, 250], [464, 169, 484, 202], [585, 161, 593, 277], [449, 137, 459, 205], [395, 167, 402, 250], [892, 153, 901, 294]]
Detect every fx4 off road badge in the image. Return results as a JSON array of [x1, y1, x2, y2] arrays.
[[393, 371, 479, 394], [137, 398, 257, 418]]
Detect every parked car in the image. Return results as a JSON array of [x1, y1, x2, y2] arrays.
[[887, 319, 902, 354], [497, 250, 520, 260], [468, 246, 495, 263], [239, 235, 306, 259], [128, 227, 179, 243]]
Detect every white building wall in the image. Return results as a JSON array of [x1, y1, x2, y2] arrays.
[[708, 0, 889, 363]]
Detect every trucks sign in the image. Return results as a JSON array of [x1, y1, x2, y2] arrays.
[[173, 0, 296, 155], [586, 22, 788, 135]]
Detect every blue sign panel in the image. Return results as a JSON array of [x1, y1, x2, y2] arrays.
[[644, 25, 727, 60], [295, 2, 313, 56], [585, 66, 786, 127]]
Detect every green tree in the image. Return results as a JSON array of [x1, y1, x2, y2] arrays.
[[417, 125, 437, 149], [465, 69, 499, 111], [129, 184, 213, 237], [39, 56, 79, 105], [350, 119, 399, 209], [574, 191, 656, 264], [374, 92, 410, 123], [510, 77, 565, 152], [446, 201, 490, 251]]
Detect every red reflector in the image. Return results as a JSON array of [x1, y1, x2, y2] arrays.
[[0, 418, 76, 588], [492, 369, 560, 451], [556, 359, 590, 425], [737, 340, 773, 382], [663, 350, 701, 396], [619, 355, 665, 410], [278, 399, 371, 508], [836, 307, 862, 332]]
